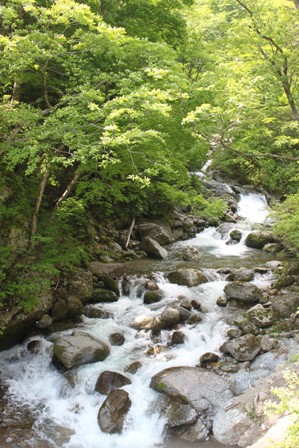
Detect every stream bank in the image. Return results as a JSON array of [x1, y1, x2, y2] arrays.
[[0, 182, 299, 448]]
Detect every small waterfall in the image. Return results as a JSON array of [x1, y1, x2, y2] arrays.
[[0, 191, 278, 448], [237, 192, 269, 224]]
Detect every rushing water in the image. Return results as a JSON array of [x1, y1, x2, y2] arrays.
[[0, 192, 275, 448]]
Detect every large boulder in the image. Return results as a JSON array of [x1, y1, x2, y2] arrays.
[[245, 232, 276, 250], [53, 331, 110, 370], [137, 222, 173, 245], [246, 304, 275, 328], [167, 269, 208, 287], [271, 291, 299, 318], [150, 367, 233, 413], [224, 282, 261, 303], [221, 334, 261, 362], [227, 268, 254, 282], [213, 407, 254, 446], [0, 291, 53, 351], [95, 371, 131, 395], [140, 237, 168, 259], [90, 288, 119, 303], [67, 268, 93, 303], [97, 389, 131, 434]]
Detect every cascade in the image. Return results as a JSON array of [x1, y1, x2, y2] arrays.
[[0, 189, 282, 448]]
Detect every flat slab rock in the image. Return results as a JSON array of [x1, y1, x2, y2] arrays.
[[53, 331, 110, 370], [150, 366, 233, 412]]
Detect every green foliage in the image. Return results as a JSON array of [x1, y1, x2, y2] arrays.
[[273, 193, 299, 254], [267, 369, 299, 448]]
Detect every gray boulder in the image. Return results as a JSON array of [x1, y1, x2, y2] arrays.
[[95, 371, 131, 395], [140, 237, 168, 259], [271, 291, 299, 318], [53, 331, 110, 370], [224, 282, 261, 303], [246, 304, 275, 328], [97, 389, 131, 434], [167, 269, 208, 287], [245, 232, 276, 249], [227, 268, 254, 282], [137, 222, 173, 245], [180, 246, 202, 261], [161, 307, 181, 326], [213, 408, 254, 446], [150, 366, 233, 413], [221, 334, 261, 362]]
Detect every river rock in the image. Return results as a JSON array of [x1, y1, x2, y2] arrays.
[[67, 268, 93, 303], [271, 291, 299, 318], [95, 371, 131, 395], [263, 243, 282, 253], [90, 288, 119, 303], [66, 296, 83, 319], [97, 389, 131, 434], [233, 315, 259, 335], [171, 331, 185, 345], [163, 397, 198, 428], [93, 275, 120, 296], [53, 331, 110, 370], [161, 307, 181, 326], [150, 366, 233, 413], [203, 180, 236, 198], [35, 314, 52, 329], [51, 300, 68, 322], [260, 335, 279, 352], [178, 306, 192, 321], [227, 268, 254, 282], [246, 304, 275, 328], [221, 334, 261, 361], [172, 417, 210, 442], [180, 246, 202, 261], [224, 282, 261, 303], [140, 236, 168, 259], [167, 269, 208, 287], [109, 332, 125, 346], [230, 229, 242, 242], [245, 232, 276, 249], [137, 222, 173, 245], [200, 352, 220, 366], [143, 290, 164, 304], [213, 407, 254, 446], [216, 296, 228, 307]]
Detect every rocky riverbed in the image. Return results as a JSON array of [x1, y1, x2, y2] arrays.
[[0, 184, 299, 448]]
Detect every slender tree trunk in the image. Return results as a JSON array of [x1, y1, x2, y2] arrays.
[[51, 172, 81, 219], [11, 80, 20, 103], [125, 216, 136, 249], [294, 0, 299, 9], [31, 168, 50, 242]]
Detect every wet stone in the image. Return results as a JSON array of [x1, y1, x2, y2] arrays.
[[95, 371, 131, 395], [200, 352, 220, 366], [97, 389, 131, 434], [109, 333, 125, 346], [171, 331, 185, 345], [124, 361, 142, 374]]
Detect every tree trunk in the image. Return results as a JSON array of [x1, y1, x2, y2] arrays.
[[31, 168, 50, 242], [294, 0, 299, 9], [51, 172, 81, 219], [11, 80, 20, 103]]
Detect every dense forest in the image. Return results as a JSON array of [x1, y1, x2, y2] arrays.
[[0, 0, 299, 309]]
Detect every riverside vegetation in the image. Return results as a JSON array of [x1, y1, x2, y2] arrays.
[[1, 0, 299, 446]]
